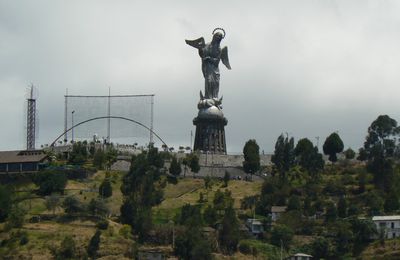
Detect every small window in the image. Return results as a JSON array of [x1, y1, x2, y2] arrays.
[[393, 233, 396, 238], [392, 222, 395, 229]]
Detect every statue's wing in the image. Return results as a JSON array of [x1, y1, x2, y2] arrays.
[[221, 46, 231, 69], [185, 37, 205, 49]]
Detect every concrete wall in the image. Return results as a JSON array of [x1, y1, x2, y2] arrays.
[[175, 153, 272, 167]]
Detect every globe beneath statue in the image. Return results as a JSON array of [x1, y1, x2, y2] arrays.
[[198, 105, 225, 120]]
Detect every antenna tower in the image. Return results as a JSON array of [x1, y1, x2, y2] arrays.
[[26, 85, 37, 150]]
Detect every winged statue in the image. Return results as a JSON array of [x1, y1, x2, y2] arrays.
[[186, 28, 231, 104]]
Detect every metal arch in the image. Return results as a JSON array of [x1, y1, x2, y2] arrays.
[[50, 116, 168, 148]]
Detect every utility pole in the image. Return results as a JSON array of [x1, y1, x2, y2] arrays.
[[150, 95, 154, 145], [315, 136, 320, 150], [107, 87, 111, 144], [190, 130, 193, 152], [64, 88, 68, 143], [71, 110, 75, 143]]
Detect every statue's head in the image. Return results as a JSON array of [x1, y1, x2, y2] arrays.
[[212, 28, 225, 44], [212, 32, 223, 44]]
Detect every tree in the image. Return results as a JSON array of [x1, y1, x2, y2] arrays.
[[219, 206, 240, 254], [344, 148, 356, 160], [310, 237, 334, 259], [93, 149, 106, 169], [169, 156, 182, 176], [303, 196, 315, 217], [358, 171, 367, 193], [87, 230, 101, 259], [186, 153, 200, 175], [120, 148, 165, 242], [223, 171, 230, 187], [325, 201, 337, 222], [366, 191, 384, 215], [384, 190, 400, 213], [357, 147, 368, 161], [62, 195, 83, 214], [203, 205, 218, 226], [323, 132, 344, 163], [178, 204, 203, 226], [271, 134, 295, 181], [333, 221, 354, 255], [34, 171, 67, 196], [69, 141, 88, 164], [105, 145, 118, 169], [242, 139, 260, 177], [174, 226, 211, 260], [337, 197, 347, 218], [349, 217, 377, 246], [45, 194, 60, 215], [295, 138, 324, 179], [88, 198, 109, 217], [270, 224, 294, 250], [363, 115, 399, 191], [174, 203, 212, 260], [213, 189, 234, 212], [99, 174, 112, 198], [6, 205, 26, 228], [0, 185, 12, 222], [287, 195, 301, 211], [58, 235, 76, 259]]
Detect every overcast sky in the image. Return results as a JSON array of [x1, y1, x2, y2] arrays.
[[1, 0, 400, 153]]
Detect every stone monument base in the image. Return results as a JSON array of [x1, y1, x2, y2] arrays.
[[193, 106, 227, 154]]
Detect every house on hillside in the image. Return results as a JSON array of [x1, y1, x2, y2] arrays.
[[0, 150, 48, 173], [246, 218, 264, 235], [270, 206, 287, 221], [372, 215, 400, 239]]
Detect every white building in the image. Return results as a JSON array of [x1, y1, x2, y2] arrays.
[[372, 216, 400, 239]]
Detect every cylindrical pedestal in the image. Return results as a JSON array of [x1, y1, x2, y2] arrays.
[[193, 106, 227, 154]]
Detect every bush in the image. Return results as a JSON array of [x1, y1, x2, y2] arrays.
[[96, 219, 109, 230], [6, 206, 26, 229], [238, 242, 252, 254], [58, 235, 76, 259], [270, 225, 294, 249], [0, 185, 12, 222], [341, 174, 355, 186], [119, 224, 133, 239], [88, 198, 109, 217], [19, 231, 29, 245], [62, 196, 84, 214], [99, 176, 112, 198]]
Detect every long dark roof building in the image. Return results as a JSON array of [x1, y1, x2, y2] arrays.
[[0, 150, 48, 173]]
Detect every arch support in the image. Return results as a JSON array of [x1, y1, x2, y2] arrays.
[[50, 116, 168, 148]]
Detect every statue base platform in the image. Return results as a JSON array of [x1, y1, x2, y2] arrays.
[[193, 106, 227, 154]]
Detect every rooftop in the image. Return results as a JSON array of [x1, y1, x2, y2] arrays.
[[247, 218, 263, 225], [271, 206, 287, 213], [373, 216, 400, 221], [292, 253, 313, 257], [0, 150, 48, 164]]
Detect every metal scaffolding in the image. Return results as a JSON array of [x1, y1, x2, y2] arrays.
[[26, 85, 36, 150]]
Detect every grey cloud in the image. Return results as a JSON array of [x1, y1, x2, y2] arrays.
[[1, 0, 400, 153]]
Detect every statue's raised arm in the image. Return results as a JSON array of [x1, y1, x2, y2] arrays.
[[185, 28, 231, 103]]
